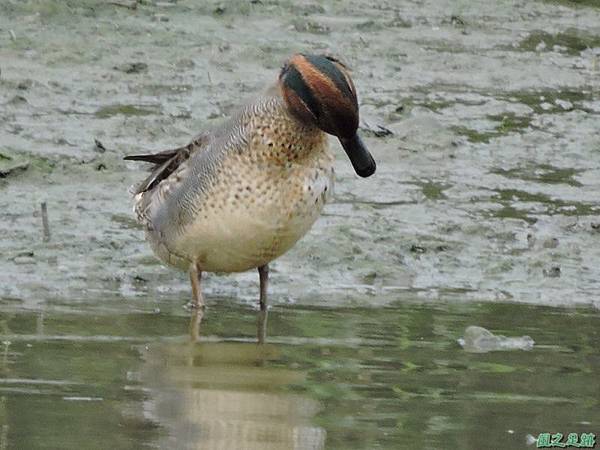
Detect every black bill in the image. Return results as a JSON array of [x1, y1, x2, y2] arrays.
[[339, 134, 376, 178]]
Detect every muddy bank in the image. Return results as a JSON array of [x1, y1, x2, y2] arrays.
[[1, 0, 600, 308]]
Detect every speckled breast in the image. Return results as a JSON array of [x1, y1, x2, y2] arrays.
[[153, 114, 335, 273]]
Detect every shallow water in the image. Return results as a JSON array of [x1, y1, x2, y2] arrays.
[[0, 299, 599, 450]]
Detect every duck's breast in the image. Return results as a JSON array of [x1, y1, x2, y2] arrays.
[[174, 142, 334, 272]]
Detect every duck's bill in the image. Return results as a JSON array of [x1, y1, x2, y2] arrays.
[[340, 134, 376, 178]]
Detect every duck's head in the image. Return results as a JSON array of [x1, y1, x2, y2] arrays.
[[279, 53, 376, 178]]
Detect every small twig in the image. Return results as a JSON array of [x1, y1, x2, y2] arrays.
[[41, 202, 51, 242], [207, 70, 212, 85], [360, 121, 394, 137], [398, 145, 417, 152], [94, 138, 107, 153], [109, 1, 137, 10]]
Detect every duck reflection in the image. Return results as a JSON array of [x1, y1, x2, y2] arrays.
[[189, 308, 268, 344], [141, 309, 326, 450]]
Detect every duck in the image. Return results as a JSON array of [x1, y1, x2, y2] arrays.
[[125, 53, 376, 313]]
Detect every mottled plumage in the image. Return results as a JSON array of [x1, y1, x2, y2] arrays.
[[125, 54, 375, 313]]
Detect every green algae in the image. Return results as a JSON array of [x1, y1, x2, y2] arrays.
[[0, 0, 112, 20], [95, 105, 157, 119], [0, 153, 29, 178], [491, 188, 595, 223], [451, 126, 498, 144], [291, 18, 331, 34], [451, 111, 533, 144], [492, 164, 583, 187], [417, 181, 450, 200], [519, 29, 600, 55], [540, 0, 600, 8], [503, 89, 594, 114], [489, 113, 533, 134], [422, 100, 455, 113], [0, 150, 56, 180]]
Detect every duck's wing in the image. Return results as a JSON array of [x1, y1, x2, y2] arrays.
[[125, 133, 210, 228], [125, 133, 209, 195]]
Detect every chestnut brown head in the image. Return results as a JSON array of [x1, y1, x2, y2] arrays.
[[279, 53, 376, 178]]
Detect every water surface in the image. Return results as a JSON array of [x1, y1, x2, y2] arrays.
[[1, 299, 598, 449]]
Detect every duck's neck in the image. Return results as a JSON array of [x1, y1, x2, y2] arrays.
[[243, 91, 328, 165]]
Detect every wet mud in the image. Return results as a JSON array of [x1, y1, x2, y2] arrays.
[[2, 0, 599, 307]]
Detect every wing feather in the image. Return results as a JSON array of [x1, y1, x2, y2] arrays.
[[125, 133, 208, 195], [125, 133, 209, 227]]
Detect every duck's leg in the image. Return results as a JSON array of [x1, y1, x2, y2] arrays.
[[258, 264, 269, 311], [189, 306, 204, 342], [257, 264, 269, 344], [189, 261, 204, 309], [257, 308, 268, 344]]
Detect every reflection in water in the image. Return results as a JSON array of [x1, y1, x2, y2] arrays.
[[189, 307, 204, 343], [189, 306, 268, 344], [1, 302, 599, 449], [143, 309, 325, 450]]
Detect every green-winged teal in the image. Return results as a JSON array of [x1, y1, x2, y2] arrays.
[[125, 53, 376, 311]]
